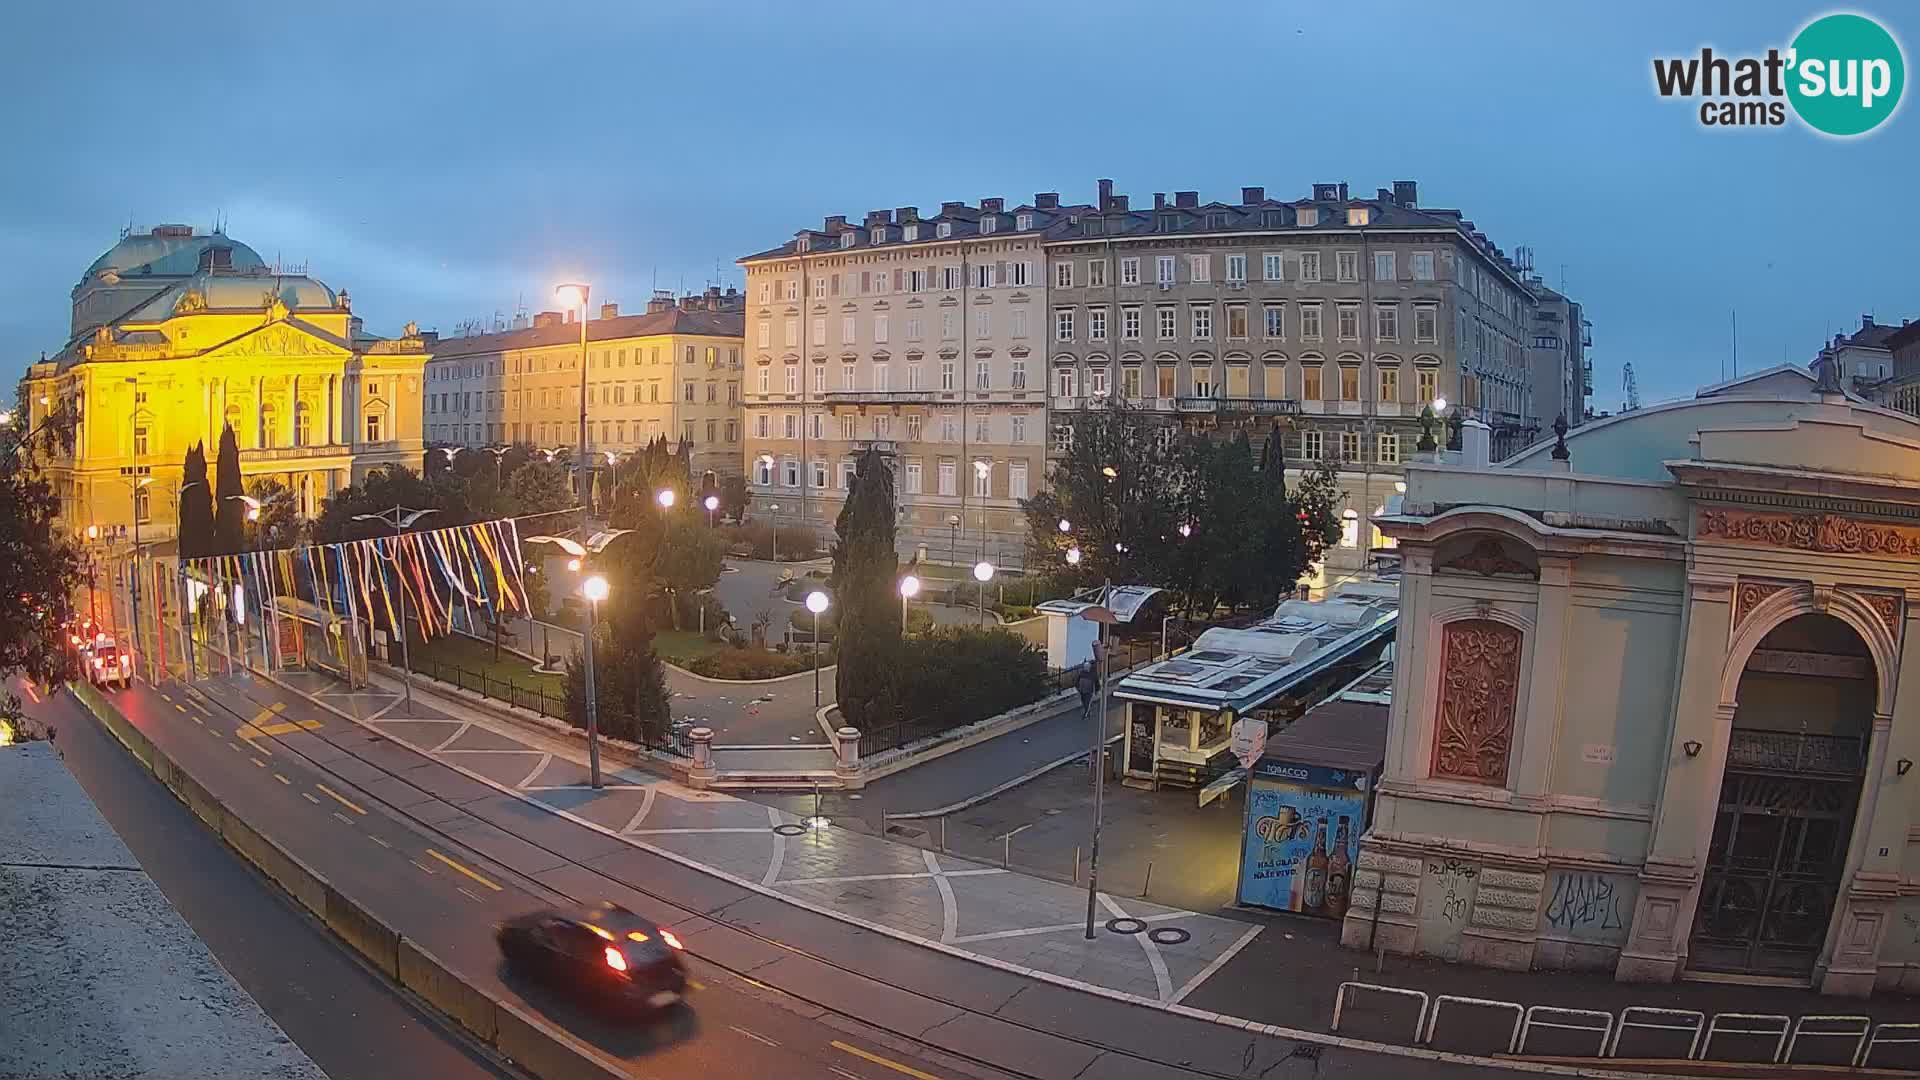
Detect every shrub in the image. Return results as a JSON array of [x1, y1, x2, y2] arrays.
[[884, 627, 1049, 732], [789, 607, 838, 639], [723, 520, 826, 561], [686, 647, 815, 680]]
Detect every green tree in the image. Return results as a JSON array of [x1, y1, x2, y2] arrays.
[[177, 442, 214, 559], [894, 627, 1048, 732], [1021, 397, 1185, 587], [1289, 457, 1345, 580], [312, 465, 467, 544], [0, 442, 84, 726], [655, 518, 725, 629], [504, 458, 576, 516], [213, 424, 245, 555], [243, 478, 303, 549], [831, 447, 901, 728], [561, 537, 671, 745], [718, 474, 750, 523]]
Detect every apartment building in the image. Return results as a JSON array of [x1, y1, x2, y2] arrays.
[[425, 289, 745, 482], [1045, 179, 1554, 579], [1526, 281, 1591, 428], [738, 195, 1089, 564]]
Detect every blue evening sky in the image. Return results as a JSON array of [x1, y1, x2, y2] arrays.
[[3, 1, 1912, 406]]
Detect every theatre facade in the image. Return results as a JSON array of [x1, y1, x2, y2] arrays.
[[1345, 365, 1920, 995]]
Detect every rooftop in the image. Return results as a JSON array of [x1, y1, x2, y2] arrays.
[[427, 306, 743, 360]]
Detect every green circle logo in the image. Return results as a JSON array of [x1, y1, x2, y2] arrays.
[[1787, 13, 1905, 136]]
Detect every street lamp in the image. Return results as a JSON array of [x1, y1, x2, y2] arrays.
[[703, 493, 719, 527], [1057, 518, 1071, 533], [1432, 396, 1448, 413], [972, 560, 995, 626], [805, 590, 829, 708], [766, 501, 780, 562], [656, 488, 676, 510], [898, 574, 920, 629], [555, 282, 592, 506], [350, 505, 439, 715], [226, 493, 262, 522], [1066, 546, 1082, 566], [522, 529, 633, 789], [947, 513, 961, 565], [1178, 522, 1192, 538]]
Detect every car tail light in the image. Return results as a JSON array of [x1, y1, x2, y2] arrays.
[[660, 929, 684, 951], [603, 946, 627, 972]]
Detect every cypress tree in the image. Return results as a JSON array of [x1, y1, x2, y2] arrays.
[[177, 442, 214, 559], [212, 424, 245, 554], [831, 446, 901, 729]]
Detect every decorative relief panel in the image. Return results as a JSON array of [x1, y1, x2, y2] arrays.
[[1734, 580, 1793, 630], [1431, 619, 1523, 787], [1437, 538, 1538, 579], [1848, 589, 1902, 641], [1700, 509, 1920, 558]]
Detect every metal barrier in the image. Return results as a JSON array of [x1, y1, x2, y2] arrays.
[[1331, 982, 1429, 1042], [1784, 1015, 1870, 1065], [1423, 995, 1525, 1054], [1859, 1022, 1920, 1068], [1700, 1013, 1791, 1063], [1518, 1005, 1613, 1058], [1604, 1006, 1706, 1060]]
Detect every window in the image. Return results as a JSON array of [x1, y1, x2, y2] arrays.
[[1303, 364, 1323, 401], [758, 367, 771, 394], [784, 318, 799, 347], [1157, 306, 1176, 340], [839, 461, 855, 489], [1339, 366, 1360, 400], [754, 456, 773, 485], [707, 382, 718, 403], [365, 413, 384, 443], [134, 485, 150, 524], [1009, 261, 1030, 287], [906, 414, 922, 440], [1262, 253, 1283, 281], [1056, 367, 1076, 398], [1375, 305, 1399, 342], [1340, 509, 1360, 548], [755, 414, 770, 438], [1417, 368, 1438, 403], [1190, 305, 1212, 341], [1192, 365, 1214, 398], [684, 346, 696, 365], [1090, 366, 1109, 396], [973, 460, 991, 497], [908, 268, 927, 292], [758, 282, 771, 304], [1379, 366, 1399, 402], [1300, 252, 1321, 282], [812, 461, 828, 489], [1264, 304, 1285, 339], [757, 321, 771, 348], [1411, 252, 1435, 281], [1120, 257, 1140, 286], [841, 316, 855, 343], [1377, 432, 1400, 464], [974, 263, 995, 289], [874, 363, 890, 391], [367, 380, 381, 396], [681, 381, 694, 402], [843, 363, 857, 389], [1010, 359, 1027, 389], [941, 312, 957, 340], [1055, 308, 1075, 342], [1226, 305, 1248, 339], [938, 461, 956, 495], [782, 459, 799, 487], [974, 310, 991, 338], [1121, 366, 1142, 398], [1016, 213, 1033, 230], [705, 419, 717, 443], [1374, 251, 1395, 282], [1156, 256, 1176, 284], [1336, 251, 1358, 282], [810, 412, 824, 439], [132, 425, 149, 456], [1157, 365, 1176, 398], [1302, 429, 1323, 460], [937, 221, 952, 238], [975, 360, 990, 390], [1088, 259, 1106, 287], [812, 366, 826, 393], [1337, 304, 1360, 342], [1121, 306, 1141, 340], [905, 460, 923, 492], [873, 315, 889, 343], [1187, 254, 1210, 282], [1009, 461, 1028, 499], [1225, 254, 1246, 283], [908, 362, 922, 389], [940, 414, 957, 442], [1415, 305, 1438, 343], [785, 413, 798, 438], [1340, 430, 1361, 461], [980, 216, 998, 234], [1010, 414, 1026, 443], [1347, 207, 1371, 226], [940, 361, 955, 390]]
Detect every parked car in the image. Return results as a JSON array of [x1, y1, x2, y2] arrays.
[[83, 638, 132, 690], [496, 902, 688, 1015]]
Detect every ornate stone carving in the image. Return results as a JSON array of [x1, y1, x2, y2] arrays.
[[1438, 539, 1537, 579], [1431, 619, 1523, 787], [1850, 589, 1902, 640], [1699, 508, 1920, 558], [219, 325, 336, 359], [1734, 580, 1791, 629]]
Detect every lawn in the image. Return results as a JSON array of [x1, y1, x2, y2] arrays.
[[653, 629, 725, 666], [409, 629, 562, 692]]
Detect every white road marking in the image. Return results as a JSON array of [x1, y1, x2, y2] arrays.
[[410, 859, 435, 875], [925, 850, 959, 944], [728, 1025, 780, 1047], [620, 785, 657, 834], [272, 773, 291, 785], [300, 792, 321, 805], [1171, 924, 1262, 1004], [516, 753, 553, 788], [331, 811, 354, 826], [369, 835, 391, 849], [762, 805, 785, 887], [458, 887, 484, 904], [428, 722, 472, 752], [1100, 894, 1172, 1002]]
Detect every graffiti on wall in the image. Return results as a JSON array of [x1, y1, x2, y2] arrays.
[[1541, 870, 1636, 944], [1414, 858, 1480, 960]]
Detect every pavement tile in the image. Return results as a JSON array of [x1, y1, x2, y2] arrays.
[[439, 726, 539, 753], [636, 829, 778, 880], [436, 815, 570, 877], [460, 794, 634, 864], [917, 1009, 1102, 1080], [582, 846, 757, 916], [355, 773, 441, 810], [367, 719, 460, 750]]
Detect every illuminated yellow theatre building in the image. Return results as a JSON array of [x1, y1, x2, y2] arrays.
[[23, 225, 427, 543]]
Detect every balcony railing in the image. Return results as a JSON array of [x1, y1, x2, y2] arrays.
[[1726, 730, 1865, 778], [821, 390, 937, 405], [1174, 396, 1302, 416]]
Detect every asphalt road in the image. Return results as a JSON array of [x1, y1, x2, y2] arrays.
[[98, 676, 1020, 1080], [22, 681, 517, 1080]]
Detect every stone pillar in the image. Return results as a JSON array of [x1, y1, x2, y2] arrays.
[[327, 374, 338, 444], [1513, 554, 1572, 798], [202, 379, 214, 446], [687, 726, 715, 789], [251, 376, 264, 447], [834, 726, 863, 789], [1617, 575, 1733, 984]]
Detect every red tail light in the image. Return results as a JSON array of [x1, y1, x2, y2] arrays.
[[603, 946, 627, 972], [659, 929, 684, 951]]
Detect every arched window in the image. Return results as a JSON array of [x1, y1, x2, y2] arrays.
[[260, 401, 277, 449], [293, 402, 312, 447]]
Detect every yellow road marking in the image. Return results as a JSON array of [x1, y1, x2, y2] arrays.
[[174, 704, 187, 714], [301, 792, 321, 805], [831, 1041, 943, 1080], [273, 773, 291, 785], [314, 783, 366, 816], [425, 849, 501, 892], [235, 702, 320, 751]]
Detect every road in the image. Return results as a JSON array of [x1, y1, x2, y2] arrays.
[[20, 681, 517, 1080]]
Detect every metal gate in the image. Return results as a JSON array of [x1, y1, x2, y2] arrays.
[[1691, 731, 1864, 977]]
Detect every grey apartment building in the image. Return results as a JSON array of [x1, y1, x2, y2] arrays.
[[738, 195, 1090, 564], [1046, 179, 1555, 579]]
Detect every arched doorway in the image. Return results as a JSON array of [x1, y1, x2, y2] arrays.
[[1691, 613, 1872, 978]]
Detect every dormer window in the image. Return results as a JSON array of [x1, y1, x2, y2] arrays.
[[872, 227, 887, 244], [937, 221, 952, 238], [797, 236, 811, 252], [1263, 210, 1285, 228], [1015, 213, 1033, 230], [904, 224, 919, 242], [1347, 208, 1371, 226], [980, 216, 998, 234], [1157, 214, 1179, 232], [840, 232, 856, 249], [1298, 207, 1320, 227], [1205, 212, 1227, 229]]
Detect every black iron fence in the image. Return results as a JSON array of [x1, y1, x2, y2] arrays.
[[405, 655, 688, 758]]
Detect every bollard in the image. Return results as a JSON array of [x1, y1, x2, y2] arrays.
[[1074, 846, 1081, 885], [1140, 861, 1154, 898]]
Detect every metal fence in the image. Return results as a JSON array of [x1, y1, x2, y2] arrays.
[[405, 655, 688, 757]]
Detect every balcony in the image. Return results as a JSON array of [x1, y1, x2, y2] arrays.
[[1173, 397, 1302, 416], [847, 440, 897, 454], [821, 390, 937, 406]]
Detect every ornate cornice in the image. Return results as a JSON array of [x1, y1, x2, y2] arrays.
[[1734, 579, 1795, 630], [1699, 508, 1920, 558], [1436, 538, 1537, 580]]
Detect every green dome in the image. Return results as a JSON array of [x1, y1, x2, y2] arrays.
[[86, 227, 267, 279]]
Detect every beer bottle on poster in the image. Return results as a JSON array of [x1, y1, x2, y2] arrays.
[[1326, 816, 1352, 920], [1304, 819, 1330, 914]]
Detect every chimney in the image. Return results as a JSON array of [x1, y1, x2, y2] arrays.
[[1377, 188, 1392, 201], [1312, 183, 1340, 201], [1337, 182, 1350, 200], [1461, 418, 1492, 469], [940, 201, 965, 215], [1154, 193, 1167, 210], [865, 210, 892, 228], [981, 197, 1004, 214], [896, 206, 918, 223], [533, 311, 562, 329], [1174, 191, 1198, 208], [417, 331, 439, 347], [1097, 179, 1113, 211], [564, 309, 576, 324], [1393, 180, 1418, 207], [1035, 192, 1059, 210], [1241, 186, 1264, 204], [599, 302, 619, 320], [824, 214, 847, 232], [1863, 314, 1876, 330], [1110, 194, 1128, 212], [647, 290, 674, 314]]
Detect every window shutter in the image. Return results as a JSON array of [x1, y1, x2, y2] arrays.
[[860, 271, 871, 293], [893, 268, 904, 291]]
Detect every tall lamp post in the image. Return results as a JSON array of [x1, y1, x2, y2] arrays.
[[898, 574, 919, 630], [972, 560, 995, 626], [1062, 530, 1115, 939], [350, 505, 439, 716], [703, 494, 720, 529], [805, 590, 829, 709], [555, 282, 592, 507], [522, 528, 632, 789]]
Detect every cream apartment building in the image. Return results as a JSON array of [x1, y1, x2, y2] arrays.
[[425, 289, 744, 483], [1045, 179, 1554, 581], [739, 196, 1090, 565]]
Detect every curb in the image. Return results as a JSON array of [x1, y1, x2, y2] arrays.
[[885, 732, 1125, 820], [69, 681, 629, 1080]]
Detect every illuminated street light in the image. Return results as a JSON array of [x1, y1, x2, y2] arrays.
[[1066, 546, 1082, 566], [0, 411, 13, 426], [567, 558, 581, 572], [1178, 523, 1192, 538], [583, 574, 610, 603], [972, 561, 995, 627], [899, 574, 920, 626], [703, 493, 720, 527], [804, 590, 830, 708], [226, 493, 263, 522], [656, 488, 676, 510], [1057, 518, 1071, 533], [1101, 466, 1118, 479], [1432, 396, 1448, 413]]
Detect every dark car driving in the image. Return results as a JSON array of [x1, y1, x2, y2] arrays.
[[496, 902, 688, 1013]]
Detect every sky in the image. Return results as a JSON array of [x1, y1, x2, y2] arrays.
[[3, 0, 1914, 407]]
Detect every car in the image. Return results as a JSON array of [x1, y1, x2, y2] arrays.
[[496, 902, 688, 1015], [84, 638, 132, 690]]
